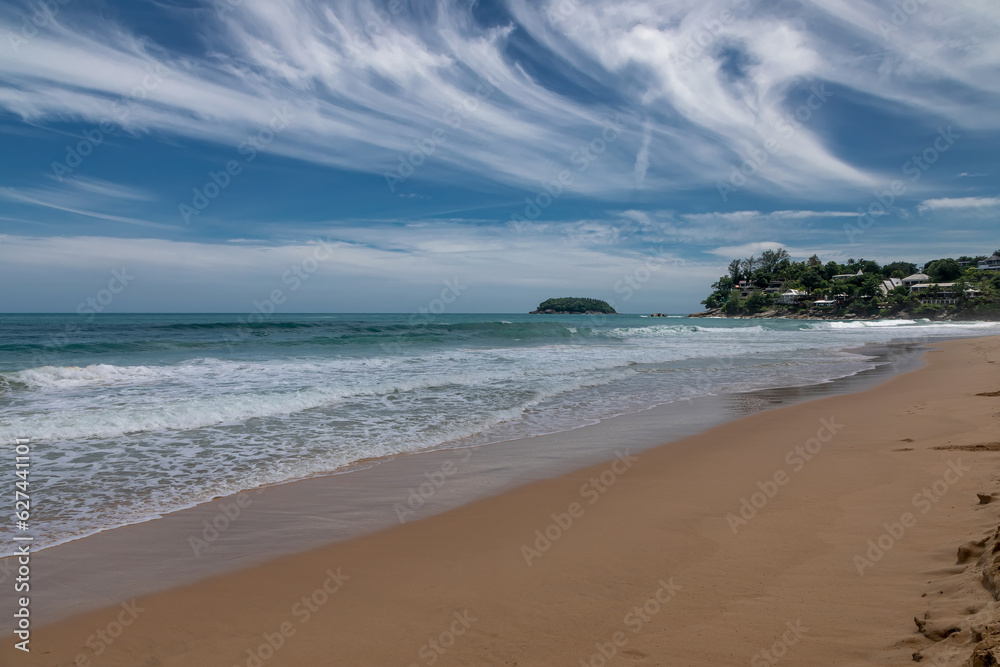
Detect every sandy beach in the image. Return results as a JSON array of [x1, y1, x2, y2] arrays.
[[5, 334, 1000, 666]]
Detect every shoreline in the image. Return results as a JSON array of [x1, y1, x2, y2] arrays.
[[688, 308, 1000, 322], [5, 335, 1000, 665], [0, 340, 926, 632]]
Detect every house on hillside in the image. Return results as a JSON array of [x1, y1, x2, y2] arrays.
[[879, 278, 903, 296], [902, 272, 930, 287], [832, 269, 864, 281], [738, 280, 761, 299], [909, 283, 982, 305], [979, 253, 1000, 271], [778, 289, 806, 305], [814, 298, 837, 309], [764, 279, 786, 294]]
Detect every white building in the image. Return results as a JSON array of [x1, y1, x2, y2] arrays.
[[832, 269, 864, 281], [901, 272, 930, 287], [979, 253, 1000, 271], [879, 278, 903, 295], [909, 283, 981, 305], [778, 289, 806, 305]]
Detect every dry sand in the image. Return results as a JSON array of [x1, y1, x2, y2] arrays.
[[5, 335, 1000, 666]]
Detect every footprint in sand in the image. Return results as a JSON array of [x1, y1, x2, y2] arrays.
[[619, 648, 648, 662]]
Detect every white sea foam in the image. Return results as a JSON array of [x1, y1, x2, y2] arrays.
[[4, 315, 1000, 557]]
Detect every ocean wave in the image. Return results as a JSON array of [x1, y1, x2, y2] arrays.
[[803, 319, 1000, 331], [6, 312, 1000, 557]]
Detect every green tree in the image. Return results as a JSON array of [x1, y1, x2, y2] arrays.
[[881, 261, 918, 279], [728, 259, 742, 283], [858, 275, 882, 300], [799, 267, 826, 291], [925, 258, 962, 282], [744, 292, 772, 314], [532, 297, 616, 314], [702, 276, 735, 309], [723, 289, 742, 315], [758, 248, 791, 274]]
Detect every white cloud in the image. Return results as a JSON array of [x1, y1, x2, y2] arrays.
[[0, 0, 996, 201], [683, 209, 857, 222], [918, 196, 1000, 211], [633, 120, 652, 187], [706, 241, 788, 257], [0, 228, 726, 312]]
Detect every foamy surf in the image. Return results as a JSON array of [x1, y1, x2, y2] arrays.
[[1, 312, 998, 557]]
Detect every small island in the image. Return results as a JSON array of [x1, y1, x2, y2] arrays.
[[530, 297, 617, 314]]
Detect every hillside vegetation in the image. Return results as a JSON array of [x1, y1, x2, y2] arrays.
[[700, 249, 1000, 319], [530, 297, 617, 314]]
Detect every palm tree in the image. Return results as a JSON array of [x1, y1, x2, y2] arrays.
[[728, 259, 742, 282]]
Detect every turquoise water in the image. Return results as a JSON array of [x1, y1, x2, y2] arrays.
[[2, 313, 999, 555]]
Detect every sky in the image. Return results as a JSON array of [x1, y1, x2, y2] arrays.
[[0, 0, 998, 314]]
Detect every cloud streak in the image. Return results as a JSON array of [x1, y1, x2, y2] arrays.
[[918, 196, 1000, 211], [1, 0, 997, 202]]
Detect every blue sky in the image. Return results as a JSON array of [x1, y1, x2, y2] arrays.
[[0, 0, 998, 313]]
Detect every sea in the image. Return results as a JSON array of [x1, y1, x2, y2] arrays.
[[2, 313, 999, 557]]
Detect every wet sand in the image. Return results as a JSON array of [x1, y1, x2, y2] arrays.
[[4, 336, 1000, 665], [1, 342, 924, 631]]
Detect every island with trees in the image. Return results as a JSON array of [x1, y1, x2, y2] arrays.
[[530, 297, 618, 315], [691, 248, 1000, 320]]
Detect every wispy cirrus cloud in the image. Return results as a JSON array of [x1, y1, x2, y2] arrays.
[[1, 0, 998, 202]]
